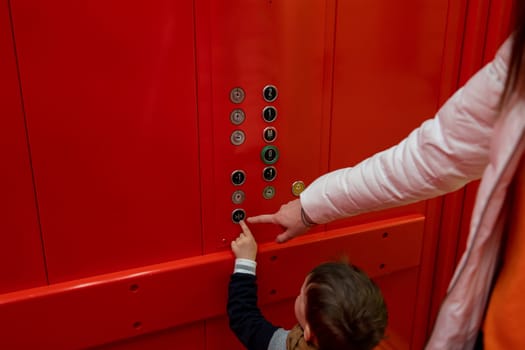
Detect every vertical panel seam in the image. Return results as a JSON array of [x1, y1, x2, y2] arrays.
[[7, 0, 50, 284]]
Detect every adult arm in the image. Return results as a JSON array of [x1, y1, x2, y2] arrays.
[[249, 38, 511, 242]]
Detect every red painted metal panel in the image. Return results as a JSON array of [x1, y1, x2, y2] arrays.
[[0, 216, 423, 349], [0, 0, 46, 293], [483, 0, 513, 64], [196, 0, 335, 252], [327, 0, 454, 230], [329, 2, 469, 348], [10, 0, 201, 282], [95, 323, 205, 350]]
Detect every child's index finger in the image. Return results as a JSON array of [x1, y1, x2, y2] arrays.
[[238, 220, 253, 238]]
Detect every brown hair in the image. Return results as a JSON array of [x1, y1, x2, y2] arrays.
[[305, 262, 387, 350], [501, 0, 525, 105]]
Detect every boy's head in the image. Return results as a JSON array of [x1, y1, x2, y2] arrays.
[[294, 262, 387, 350]]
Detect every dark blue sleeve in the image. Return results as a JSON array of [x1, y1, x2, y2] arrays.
[[227, 273, 279, 350]]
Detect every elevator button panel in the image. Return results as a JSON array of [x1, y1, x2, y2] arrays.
[[227, 85, 281, 232]]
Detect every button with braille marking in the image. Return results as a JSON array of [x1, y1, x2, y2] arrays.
[[262, 166, 277, 181], [231, 190, 245, 204], [261, 146, 279, 164], [230, 87, 245, 104], [291, 181, 305, 196], [232, 209, 246, 223], [263, 186, 276, 199], [230, 109, 246, 125], [263, 85, 278, 102], [262, 106, 277, 123], [231, 170, 246, 186], [230, 130, 246, 146], [263, 127, 277, 143]]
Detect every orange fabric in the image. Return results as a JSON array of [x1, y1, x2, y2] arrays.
[[484, 155, 525, 349]]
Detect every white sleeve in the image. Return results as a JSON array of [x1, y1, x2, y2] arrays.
[[301, 38, 511, 224]]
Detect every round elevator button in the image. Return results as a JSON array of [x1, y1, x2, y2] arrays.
[[262, 166, 277, 181], [262, 106, 277, 123], [263, 186, 276, 199], [231, 170, 246, 186], [230, 130, 246, 146], [263, 85, 278, 102], [232, 209, 246, 223], [230, 109, 246, 125], [263, 127, 277, 143], [232, 190, 245, 204], [260, 145, 279, 164], [230, 87, 245, 104], [291, 181, 305, 196]]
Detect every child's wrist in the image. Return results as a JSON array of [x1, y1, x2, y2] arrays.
[[234, 258, 257, 275]]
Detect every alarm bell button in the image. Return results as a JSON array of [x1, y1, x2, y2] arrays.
[[291, 181, 305, 196]]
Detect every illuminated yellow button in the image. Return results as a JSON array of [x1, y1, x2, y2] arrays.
[[291, 181, 305, 196]]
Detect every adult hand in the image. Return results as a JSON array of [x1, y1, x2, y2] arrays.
[[231, 220, 258, 261], [247, 199, 312, 243]]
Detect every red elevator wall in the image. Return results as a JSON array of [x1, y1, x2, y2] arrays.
[[329, 0, 453, 228], [10, 0, 202, 283], [0, 0, 46, 293], [0, 0, 504, 349]]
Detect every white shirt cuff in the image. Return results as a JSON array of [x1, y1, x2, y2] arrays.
[[234, 258, 257, 275]]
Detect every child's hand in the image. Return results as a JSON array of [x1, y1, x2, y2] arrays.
[[231, 220, 258, 261]]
